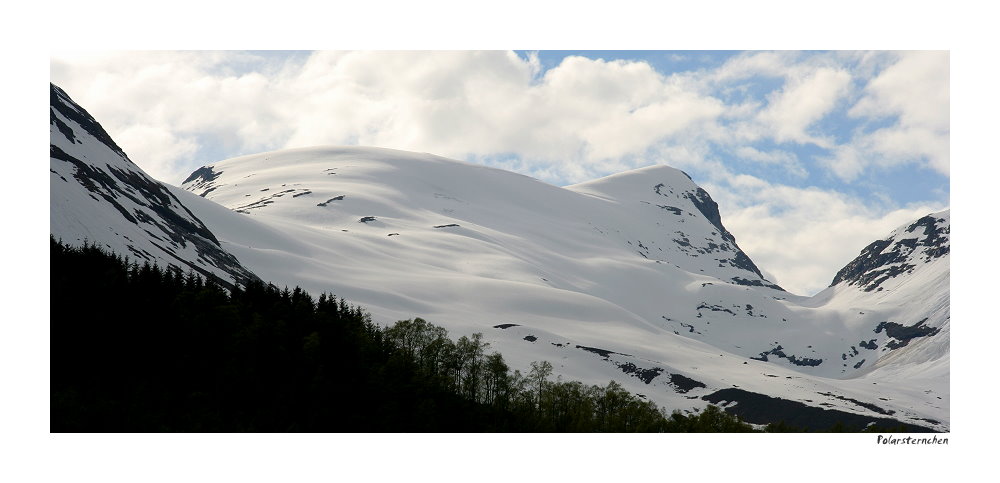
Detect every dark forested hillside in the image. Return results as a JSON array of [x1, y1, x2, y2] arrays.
[[52, 238, 512, 431], [50, 238, 903, 433]]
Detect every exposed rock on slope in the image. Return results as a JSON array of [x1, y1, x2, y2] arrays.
[[49, 84, 258, 289]]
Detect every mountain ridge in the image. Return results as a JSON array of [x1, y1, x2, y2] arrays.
[[831, 210, 950, 291], [49, 83, 950, 430], [49, 83, 258, 289]]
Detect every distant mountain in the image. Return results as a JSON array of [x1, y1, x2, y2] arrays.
[[831, 211, 950, 292], [49, 84, 257, 289], [821, 210, 950, 384], [49, 84, 949, 430]]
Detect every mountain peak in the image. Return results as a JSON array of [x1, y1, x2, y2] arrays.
[[50, 83, 128, 159], [50, 83, 258, 289], [830, 209, 950, 291], [183, 149, 780, 290], [569, 164, 772, 286]]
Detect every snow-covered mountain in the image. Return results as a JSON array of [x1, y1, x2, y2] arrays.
[[49, 84, 949, 431], [177, 146, 949, 430], [49, 84, 257, 289], [819, 211, 950, 383]]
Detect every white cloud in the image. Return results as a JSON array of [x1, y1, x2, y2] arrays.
[[50, 51, 298, 177], [868, 125, 950, 175], [52, 51, 735, 185], [838, 50, 950, 178], [733, 146, 806, 177], [113, 124, 199, 182], [709, 51, 801, 83], [850, 51, 949, 130], [692, 52, 859, 165], [51, 50, 948, 187], [578, 91, 725, 162], [756, 67, 851, 147], [818, 144, 866, 182]]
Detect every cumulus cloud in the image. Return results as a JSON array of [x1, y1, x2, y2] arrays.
[[823, 50, 951, 180], [850, 51, 949, 129], [52, 51, 736, 185], [113, 124, 199, 182], [709, 51, 802, 83], [732, 146, 806, 178], [818, 144, 866, 182], [50, 50, 949, 187], [756, 67, 851, 147], [699, 50, 949, 183], [50, 51, 298, 177]]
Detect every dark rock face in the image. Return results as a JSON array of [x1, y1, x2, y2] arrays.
[[681, 187, 769, 282], [730, 276, 784, 291], [750, 345, 823, 367], [653, 181, 777, 289], [684, 188, 729, 240], [906, 215, 950, 260], [817, 391, 894, 415], [697, 302, 736, 316], [182, 166, 223, 192], [233, 189, 305, 213], [875, 319, 941, 349], [50, 83, 259, 290], [657, 205, 683, 215], [51, 108, 78, 143], [702, 388, 937, 432], [668, 373, 706, 393], [616, 362, 664, 384], [50, 144, 139, 225], [727, 252, 767, 281], [575, 345, 629, 359], [50, 84, 128, 158], [830, 213, 949, 291], [317, 195, 345, 207]]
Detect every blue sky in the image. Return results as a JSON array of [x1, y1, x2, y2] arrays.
[[49, 50, 949, 295]]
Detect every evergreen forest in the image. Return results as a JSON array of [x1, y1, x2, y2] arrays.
[[50, 238, 906, 432]]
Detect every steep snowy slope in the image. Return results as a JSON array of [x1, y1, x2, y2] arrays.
[[818, 211, 950, 381], [49, 84, 257, 288], [179, 146, 949, 430]]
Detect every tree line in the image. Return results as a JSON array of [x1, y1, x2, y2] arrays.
[[50, 238, 903, 432]]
